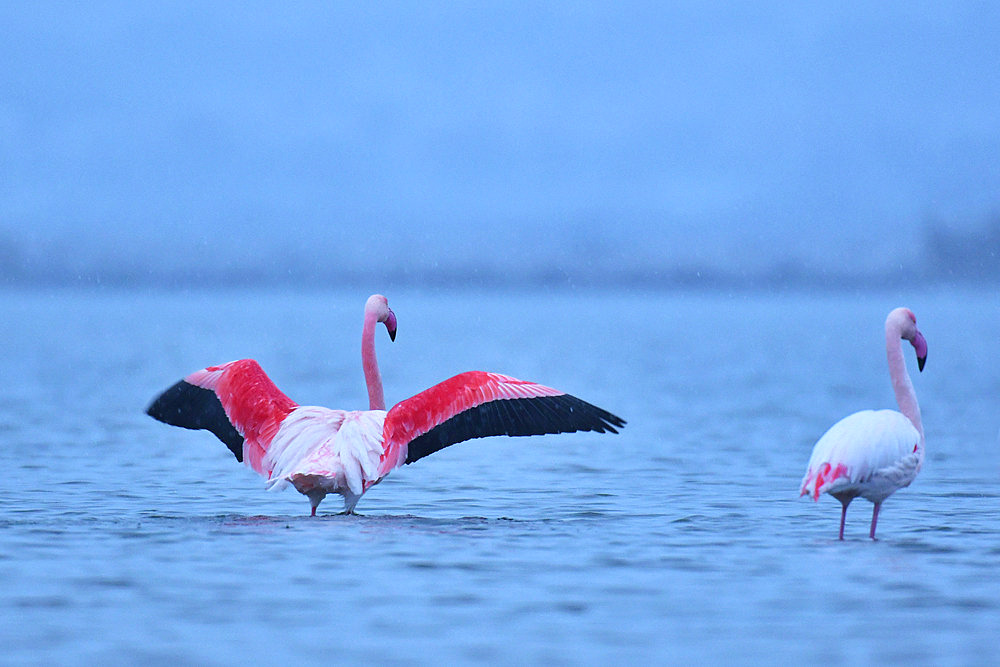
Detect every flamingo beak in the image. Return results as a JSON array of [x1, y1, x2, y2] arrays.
[[385, 308, 397, 342], [912, 331, 927, 372]]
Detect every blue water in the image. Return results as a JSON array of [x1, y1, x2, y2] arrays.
[[1, 287, 998, 664]]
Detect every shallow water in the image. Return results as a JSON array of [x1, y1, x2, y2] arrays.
[[1, 286, 998, 663]]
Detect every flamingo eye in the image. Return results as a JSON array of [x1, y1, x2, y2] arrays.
[[907, 310, 916, 323]]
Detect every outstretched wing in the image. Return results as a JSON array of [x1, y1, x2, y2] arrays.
[[146, 359, 298, 475], [379, 371, 625, 474]]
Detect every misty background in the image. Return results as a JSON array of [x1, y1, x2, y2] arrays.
[[2, 2, 998, 289]]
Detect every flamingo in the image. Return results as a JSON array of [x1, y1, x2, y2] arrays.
[[799, 307, 928, 540], [146, 294, 625, 515]]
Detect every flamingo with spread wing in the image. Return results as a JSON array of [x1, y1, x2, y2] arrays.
[[147, 295, 625, 515]]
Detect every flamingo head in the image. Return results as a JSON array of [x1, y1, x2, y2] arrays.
[[366, 294, 397, 342], [890, 307, 927, 372]]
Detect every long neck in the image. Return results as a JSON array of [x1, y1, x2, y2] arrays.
[[362, 309, 385, 410], [886, 326, 923, 441]]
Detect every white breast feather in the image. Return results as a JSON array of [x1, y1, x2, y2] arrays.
[[806, 409, 922, 499], [264, 406, 346, 489], [336, 411, 387, 494], [264, 407, 387, 496]]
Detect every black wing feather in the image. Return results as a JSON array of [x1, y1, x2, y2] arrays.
[[145, 379, 245, 462], [405, 394, 625, 464]]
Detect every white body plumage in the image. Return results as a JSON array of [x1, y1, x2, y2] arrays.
[[801, 409, 922, 504], [799, 307, 928, 539]]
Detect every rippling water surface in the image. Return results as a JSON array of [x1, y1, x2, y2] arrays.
[[2, 286, 998, 663]]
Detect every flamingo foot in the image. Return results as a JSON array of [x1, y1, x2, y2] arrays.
[[311, 506, 317, 517]]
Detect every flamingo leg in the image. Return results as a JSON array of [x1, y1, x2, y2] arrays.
[[306, 489, 326, 516], [838, 501, 849, 540], [869, 502, 881, 540]]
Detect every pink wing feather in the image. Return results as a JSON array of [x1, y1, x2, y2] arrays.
[[147, 359, 298, 476], [378, 371, 625, 477]]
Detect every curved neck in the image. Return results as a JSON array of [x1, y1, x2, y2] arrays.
[[886, 326, 923, 440], [362, 309, 385, 410]]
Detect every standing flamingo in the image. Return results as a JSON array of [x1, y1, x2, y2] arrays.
[[146, 294, 625, 515], [799, 307, 928, 540]]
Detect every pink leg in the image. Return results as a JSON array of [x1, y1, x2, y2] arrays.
[[838, 501, 848, 540], [307, 490, 325, 516], [869, 502, 881, 540]]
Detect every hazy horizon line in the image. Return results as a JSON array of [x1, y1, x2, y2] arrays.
[[2, 260, 994, 292]]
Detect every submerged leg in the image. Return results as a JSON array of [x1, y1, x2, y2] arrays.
[[306, 489, 326, 517], [343, 491, 362, 515], [869, 502, 881, 540], [838, 500, 849, 540]]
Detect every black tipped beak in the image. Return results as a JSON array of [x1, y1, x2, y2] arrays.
[[912, 331, 927, 373], [385, 308, 397, 342]]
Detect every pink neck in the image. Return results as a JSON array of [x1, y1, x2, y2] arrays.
[[362, 308, 385, 410], [886, 325, 923, 440]]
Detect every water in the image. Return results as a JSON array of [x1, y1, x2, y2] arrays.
[[1, 286, 998, 664]]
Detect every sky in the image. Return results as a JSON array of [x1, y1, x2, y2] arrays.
[[1, 2, 998, 286]]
